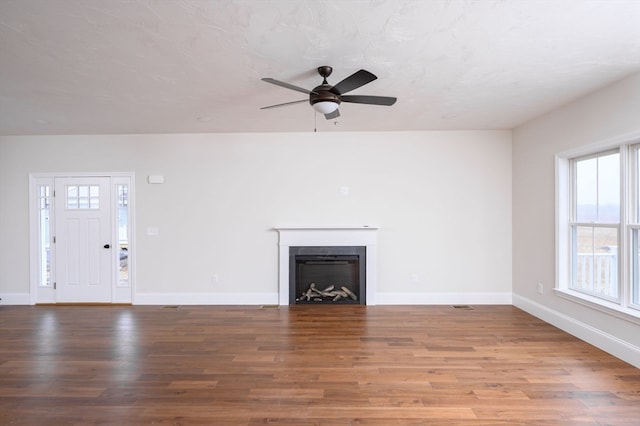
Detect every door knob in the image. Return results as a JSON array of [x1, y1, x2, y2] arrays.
[[104, 244, 111, 249]]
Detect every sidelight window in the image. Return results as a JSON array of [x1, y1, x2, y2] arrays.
[[116, 184, 129, 287], [38, 184, 52, 287]]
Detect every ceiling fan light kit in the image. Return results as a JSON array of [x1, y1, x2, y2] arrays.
[[261, 66, 397, 120], [311, 101, 339, 114]]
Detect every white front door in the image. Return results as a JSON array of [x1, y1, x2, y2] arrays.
[[54, 177, 113, 302]]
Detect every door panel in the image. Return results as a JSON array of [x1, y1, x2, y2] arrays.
[[55, 177, 112, 302], [64, 218, 80, 285]]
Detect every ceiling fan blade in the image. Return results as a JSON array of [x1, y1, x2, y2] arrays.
[[260, 99, 308, 110], [340, 95, 397, 106], [261, 78, 316, 95], [324, 109, 340, 120], [330, 69, 377, 95]]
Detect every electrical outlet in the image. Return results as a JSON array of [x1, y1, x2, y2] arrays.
[[212, 274, 220, 285], [537, 282, 544, 295]]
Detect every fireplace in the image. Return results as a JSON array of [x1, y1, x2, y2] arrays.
[[290, 246, 366, 305], [275, 226, 378, 305]]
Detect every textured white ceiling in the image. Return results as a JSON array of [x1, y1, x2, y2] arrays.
[[1, 0, 639, 135]]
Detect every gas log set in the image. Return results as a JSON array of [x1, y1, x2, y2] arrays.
[[296, 283, 358, 303]]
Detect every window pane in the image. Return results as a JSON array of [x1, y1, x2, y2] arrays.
[[67, 185, 78, 209], [573, 226, 593, 291], [67, 185, 78, 198], [117, 184, 129, 287], [575, 153, 620, 223], [636, 148, 640, 223], [598, 153, 620, 222], [576, 158, 597, 222], [572, 225, 618, 300], [633, 230, 640, 306], [38, 184, 51, 287]]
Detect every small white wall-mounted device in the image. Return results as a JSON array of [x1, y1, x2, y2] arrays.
[[148, 175, 165, 184]]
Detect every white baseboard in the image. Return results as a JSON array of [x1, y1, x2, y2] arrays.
[[134, 292, 280, 306], [375, 292, 512, 305], [513, 294, 640, 369], [0, 293, 31, 305], [134, 292, 514, 306], [0, 291, 513, 306]]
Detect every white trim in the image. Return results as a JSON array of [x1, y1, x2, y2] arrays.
[[275, 226, 378, 305], [29, 172, 135, 179], [513, 294, 640, 369], [554, 288, 640, 324], [134, 292, 279, 305], [28, 175, 54, 304], [111, 176, 135, 304], [275, 226, 380, 231], [556, 130, 640, 159], [28, 172, 135, 305], [376, 292, 512, 305], [555, 154, 571, 296], [132, 292, 512, 306]]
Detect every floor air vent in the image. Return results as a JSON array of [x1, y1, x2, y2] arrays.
[[452, 305, 474, 310]]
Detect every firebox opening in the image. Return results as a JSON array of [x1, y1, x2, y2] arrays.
[[289, 246, 366, 305]]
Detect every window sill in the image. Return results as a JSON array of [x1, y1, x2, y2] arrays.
[[554, 288, 640, 325]]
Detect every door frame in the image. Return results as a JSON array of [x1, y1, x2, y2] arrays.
[[28, 172, 136, 304]]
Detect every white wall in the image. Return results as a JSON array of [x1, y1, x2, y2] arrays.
[[0, 130, 513, 305], [512, 72, 640, 365]]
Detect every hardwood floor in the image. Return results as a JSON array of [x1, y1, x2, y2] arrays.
[[0, 305, 638, 425]]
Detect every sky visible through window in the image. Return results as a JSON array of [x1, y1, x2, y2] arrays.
[[576, 153, 620, 223]]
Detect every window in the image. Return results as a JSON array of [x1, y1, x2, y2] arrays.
[[116, 184, 129, 287], [66, 185, 100, 209], [631, 146, 640, 307], [556, 135, 640, 320], [38, 184, 52, 287], [571, 151, 619, 300]]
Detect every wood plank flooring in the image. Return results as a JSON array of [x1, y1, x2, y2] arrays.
[[0, 305, 638, 425]]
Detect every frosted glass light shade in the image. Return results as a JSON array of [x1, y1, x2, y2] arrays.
[[312, 101, 339, 114]]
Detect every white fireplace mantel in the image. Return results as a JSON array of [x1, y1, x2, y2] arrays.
[[275, 226, 378, 305]]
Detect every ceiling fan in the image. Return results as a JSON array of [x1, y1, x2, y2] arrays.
[[260, 66, 397, 120]]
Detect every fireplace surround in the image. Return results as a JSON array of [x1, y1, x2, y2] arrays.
[[275, 226, 378, 305]]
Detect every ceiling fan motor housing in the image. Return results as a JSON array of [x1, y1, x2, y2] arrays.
[[309, 84, 341, 108]]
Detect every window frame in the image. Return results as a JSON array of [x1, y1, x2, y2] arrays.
[[569, 149, 621, 302], [555, 131, 640, 324], [627, 143, 640, 310]]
